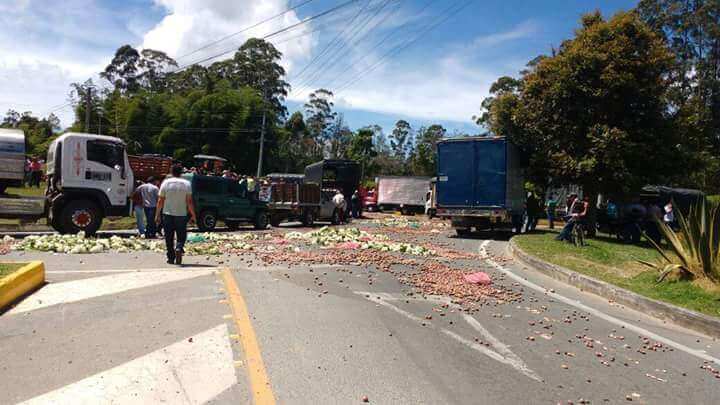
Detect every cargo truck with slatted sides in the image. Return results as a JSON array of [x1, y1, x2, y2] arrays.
[[263, 173, 323, 227]]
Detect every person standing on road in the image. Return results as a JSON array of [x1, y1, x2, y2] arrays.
[[523, 192, 540, 232], [131, 180, 145, 237], [351, 190, 361, 219], [545, 193, 558, 229], [332, 189, 347, 223], [557, 195, 589, 242], [155, 165, 196, 265], [137, 177, 160, 239], [29, 157, 42, 187]]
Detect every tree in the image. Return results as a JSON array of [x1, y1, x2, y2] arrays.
[[102, 45, 141, 93], [304, 88, 336, 157], [209, 38, 290, 116], [480, 11, 678, 229], [70, 79, 105, 134], [347, 127, 377, 178], [390, 120, 411, 158], [327, 114, 353, 159], [638, 0, 720, 192], [411, 124, 445, 176], [1, 109, 20, 127]]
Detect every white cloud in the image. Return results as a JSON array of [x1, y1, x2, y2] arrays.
[[470, 20, 539, 48], [295, 55, 497, 123], [142, 0, 314, 72]]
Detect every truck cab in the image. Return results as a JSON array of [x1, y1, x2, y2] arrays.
[[46, 133, 133, 234], [184, 174, 268, 231]]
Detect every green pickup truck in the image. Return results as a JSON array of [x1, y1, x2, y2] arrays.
[[183, 174, 268, 231]]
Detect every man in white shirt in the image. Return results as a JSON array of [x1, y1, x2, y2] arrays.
[[155, 165, 196, 265], [136, 176, 160, 238], [332, 190, 347, 223]]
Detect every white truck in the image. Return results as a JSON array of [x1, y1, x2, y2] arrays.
[[376, 176, 431, 215], [0, 128, 26, 194], [0, 132, 134, 234]]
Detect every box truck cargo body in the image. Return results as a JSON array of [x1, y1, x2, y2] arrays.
[[436, 137, 524, 235], [376, 176, 430, 214]]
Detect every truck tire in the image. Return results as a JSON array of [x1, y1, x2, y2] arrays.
[[198, 210, 218, 231], [301, 209, 315, 227], [254, 211, 268, 230], [269, 214, 282, 228], [0, 183, 6, 195], [60, 200, 102, 235], [455, 228, 471, 237], [225, 221, 240, 231]]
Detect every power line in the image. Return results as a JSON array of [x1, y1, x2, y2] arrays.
[[335, 0, 473, 94], [291, 0, 399, 96], [322, 0, 434, 90], [289, 0, 373, 84], [174, 0, 316, 62], [171, 0, 361, 74]]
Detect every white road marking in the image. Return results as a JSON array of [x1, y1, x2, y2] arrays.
[[355, 291, 542, 382], [46, 267, 220, 274], [19, 324, 237, 405], [480, 240, 720, 365], [9, 270, 215, 314]]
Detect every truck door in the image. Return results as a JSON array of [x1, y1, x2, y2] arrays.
[[474, 140, 506, 206], [224, 180, 251, 219], [85, 139, 128, 207], [437, 141, 475, 206]]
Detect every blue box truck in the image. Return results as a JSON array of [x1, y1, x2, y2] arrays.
[[435, 136, 525, 236]]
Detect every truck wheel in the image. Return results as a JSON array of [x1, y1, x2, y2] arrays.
[[225, 221, 240, 231], [0, 183, 6, 195], [254, 211, 268, 230], [198, 210, 217, 231], [455, 228, 471, 237], [61, 200, 102, 235], [301, 209, 315, 227], [270, 214, 281, 228], [331, 209, 341, 225]]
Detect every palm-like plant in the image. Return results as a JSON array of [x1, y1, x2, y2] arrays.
[[640, 200, 720, 283]]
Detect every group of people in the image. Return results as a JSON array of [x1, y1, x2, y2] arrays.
[[331, 189, 363, 223], [132, 166, 196, 265], [23, 157, 43, 188]]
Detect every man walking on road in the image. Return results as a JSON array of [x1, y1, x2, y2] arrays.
[[137, 176, 160, 238], [155, 165, 196, 265]]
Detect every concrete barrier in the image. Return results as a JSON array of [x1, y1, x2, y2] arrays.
[[0, 261, 45, 311], [509, 238, 720, 338]]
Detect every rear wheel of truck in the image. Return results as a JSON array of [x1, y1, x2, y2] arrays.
[[198, 210, 218, 231], [225, 221, 240, 231], [455, 228, 471, 237], [269, 214, 282, 228], [0, 183, 7, 195], [254, 211, 268, 230], [301, 209, 315, 227], [60, 200, 102, 235]]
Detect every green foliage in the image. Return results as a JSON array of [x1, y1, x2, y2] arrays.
[[479, 11, 678, 197], [641, 201, 720, 284]]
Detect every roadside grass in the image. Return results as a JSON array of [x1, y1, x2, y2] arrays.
[[0, 263, 24, 279], [514, 231, 720, 318]]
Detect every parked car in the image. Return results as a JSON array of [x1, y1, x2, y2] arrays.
[[184, 174, 268, 231]]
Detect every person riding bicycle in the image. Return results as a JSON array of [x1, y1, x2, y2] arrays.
[[556, 195, 589, 242]]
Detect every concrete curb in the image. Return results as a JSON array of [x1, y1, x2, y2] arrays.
[[509, 238, 720, 338], [0, 261, 45, 311]]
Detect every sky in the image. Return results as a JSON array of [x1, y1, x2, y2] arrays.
[[0, 0, 639, 135]]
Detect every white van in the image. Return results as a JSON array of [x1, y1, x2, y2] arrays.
[[0, 128, 25, 194]]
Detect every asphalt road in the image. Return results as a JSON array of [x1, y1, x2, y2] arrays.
[[1, 218, 718, 404]]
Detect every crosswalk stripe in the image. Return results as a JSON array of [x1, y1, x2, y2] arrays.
[[18, 324, 238, 405], [8, 270, 215, 314]]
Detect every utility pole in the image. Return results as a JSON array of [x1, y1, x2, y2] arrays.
[[84, 88, 91, 133], [256, 89, 267, 178]]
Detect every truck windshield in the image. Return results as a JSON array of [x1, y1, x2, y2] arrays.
[[87, 140, 125, 170]]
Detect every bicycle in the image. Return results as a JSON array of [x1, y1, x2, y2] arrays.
[[571, 220, 586, 247]]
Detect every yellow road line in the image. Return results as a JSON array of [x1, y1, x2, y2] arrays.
[[220, 267, 276, 405]]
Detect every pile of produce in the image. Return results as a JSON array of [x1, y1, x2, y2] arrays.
[[10, 231, 260, 255], [284, 226, 433, 256]]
